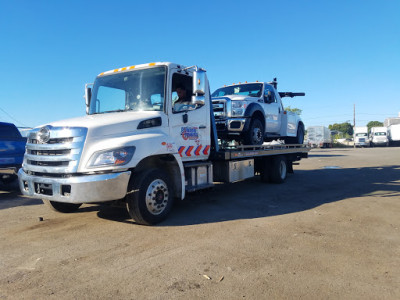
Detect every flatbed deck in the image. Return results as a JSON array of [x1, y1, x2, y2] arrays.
[[212, 144, 311, 161]]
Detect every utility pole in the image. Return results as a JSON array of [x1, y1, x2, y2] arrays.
[[353, 104, 356, 148]]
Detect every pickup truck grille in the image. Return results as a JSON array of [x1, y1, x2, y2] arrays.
[[212, 99, 227, 118], [24, 127, 87, 174]]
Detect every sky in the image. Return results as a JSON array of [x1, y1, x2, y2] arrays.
[[0, 0, 399, 130]]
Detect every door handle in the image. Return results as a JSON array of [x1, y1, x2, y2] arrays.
[[199, 125, 206, 129]]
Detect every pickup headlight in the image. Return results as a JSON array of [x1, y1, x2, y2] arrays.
[[88, 147, 135, 168], [231, 101, 247, 116]]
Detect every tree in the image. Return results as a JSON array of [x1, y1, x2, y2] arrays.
[[284, 106, 302, 115], [367, 121, 383, 132], [329, 122, 353, 136]]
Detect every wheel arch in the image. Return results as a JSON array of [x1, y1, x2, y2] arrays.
[[132, 154, 183, 199], [244, 103, 265, 131]]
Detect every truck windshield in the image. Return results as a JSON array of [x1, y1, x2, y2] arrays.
[[374, 132, 386, 136], [355, 133, 367, 137], [212, 83, 263, 98], [89, 66, 166, 114]]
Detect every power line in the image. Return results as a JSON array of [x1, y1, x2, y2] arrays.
[[0, 107, 30, 127]]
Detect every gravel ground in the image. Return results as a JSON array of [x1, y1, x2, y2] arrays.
[[0, 147, 399, 299]]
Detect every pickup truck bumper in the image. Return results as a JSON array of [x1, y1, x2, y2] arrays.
[[0, 166, 19, 176], [215, 118, 249, 136], [18, 169, 131, 204]]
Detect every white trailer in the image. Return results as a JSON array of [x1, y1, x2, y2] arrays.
[[388, 124, 400, 145], [306, 126, 332, 148]]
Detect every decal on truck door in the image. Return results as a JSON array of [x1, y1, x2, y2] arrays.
[[181, 127, 199, 140], [178, 145, 210, 157]]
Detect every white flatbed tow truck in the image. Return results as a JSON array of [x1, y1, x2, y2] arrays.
[[18, 62, 310, 225]]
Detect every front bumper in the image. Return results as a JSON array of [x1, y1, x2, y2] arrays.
[[372, 140, 388, 145], [0, 166, 19, 176], [18, 169, 131, 204], [215, 118, 248, 135]]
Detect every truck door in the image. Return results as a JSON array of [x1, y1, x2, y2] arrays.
[[262, 85, 282, 133], [169, 71, 211, 162]]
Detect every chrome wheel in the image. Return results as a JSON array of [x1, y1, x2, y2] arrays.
[[145, 179, 169, 215], [279, 160, 287, 180], [252, 126, 263, 144]]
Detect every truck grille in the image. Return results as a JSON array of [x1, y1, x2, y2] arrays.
[[23, 127, 87, 174], [212, 99, 227, 118]]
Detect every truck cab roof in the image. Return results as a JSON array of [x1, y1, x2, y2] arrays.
[[97, 62, 189, 78]]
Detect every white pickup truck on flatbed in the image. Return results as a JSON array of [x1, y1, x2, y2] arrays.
[[18, 62, 310, 225], [212, 80, 305, 145]]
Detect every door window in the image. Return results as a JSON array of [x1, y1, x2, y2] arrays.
[[172, 73, 204, 113]]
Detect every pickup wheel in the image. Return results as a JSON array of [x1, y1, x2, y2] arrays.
[[126, 168, 174, 225], [243, 118, 264, 145], [294, 125, 305, 145], [0, 174, 17, 185], [270, 155, 287, 184], [43, 199, 82, 213]]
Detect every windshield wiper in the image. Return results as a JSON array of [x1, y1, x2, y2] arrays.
[[92, 109, 127, 114]]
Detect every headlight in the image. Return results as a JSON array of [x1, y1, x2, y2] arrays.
[[87, 147, 135, 168], [231, 101, 247, 116]]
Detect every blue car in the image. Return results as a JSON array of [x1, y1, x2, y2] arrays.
[[0, 122, 27, 184]]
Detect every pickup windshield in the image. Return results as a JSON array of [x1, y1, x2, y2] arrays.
[[212, 83, 263, 98], [0, 122, 23, 139], [89, 66, 166, 114]]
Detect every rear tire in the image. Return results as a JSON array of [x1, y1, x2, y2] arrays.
[[294, 125, 305, 145], [260, 158, 271, 183], [270, 155, 287, 184], [43, 199, 82, 213], [126, 168, 174, 225], [243, 118, 264, 145]]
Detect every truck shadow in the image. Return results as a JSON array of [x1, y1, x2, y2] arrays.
[[3, 165, 399, 227], [95, 164, 400, 226], [158, 164, 400, 226], [0, 181, 43, 209]]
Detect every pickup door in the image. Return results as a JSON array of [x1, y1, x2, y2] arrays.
[[261, 84, 282, 133]]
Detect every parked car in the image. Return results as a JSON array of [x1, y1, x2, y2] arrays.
[[0, 122, 27, 184]]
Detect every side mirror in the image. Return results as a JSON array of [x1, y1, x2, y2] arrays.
[[84, 84, 92, 114], [192, 69, 206, 106]]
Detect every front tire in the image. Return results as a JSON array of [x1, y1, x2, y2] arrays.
[[43, 199, 82, 213], [126, 168, 174, 225], [243, 118, 264, 145]]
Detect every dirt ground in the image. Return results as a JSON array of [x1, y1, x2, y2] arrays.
[[0, 147, 399, 299]]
